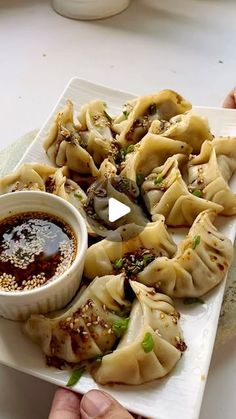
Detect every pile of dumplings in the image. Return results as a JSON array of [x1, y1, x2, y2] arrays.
[[1, 89, 235, 386]]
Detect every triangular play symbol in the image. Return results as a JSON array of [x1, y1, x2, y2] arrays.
[[108, 198, 131, 222]]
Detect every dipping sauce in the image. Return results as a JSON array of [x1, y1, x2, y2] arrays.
[[0, 212, 77, 292]]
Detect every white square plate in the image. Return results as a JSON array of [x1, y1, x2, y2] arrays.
[[1, 78, 236, 419]]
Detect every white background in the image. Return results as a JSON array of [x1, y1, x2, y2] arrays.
[[0, 0, 236, 418]]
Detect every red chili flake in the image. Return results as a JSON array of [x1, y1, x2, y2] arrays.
[[176, 340, 187, 352]]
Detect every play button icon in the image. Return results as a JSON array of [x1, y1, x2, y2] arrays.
[[108, 198, 131, 222]]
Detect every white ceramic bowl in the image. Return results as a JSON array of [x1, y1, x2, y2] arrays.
[[0, 191, 88, 321], [51, 0, 131, 20]]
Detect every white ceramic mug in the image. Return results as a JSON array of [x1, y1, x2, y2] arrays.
[[51, 0, 131, 20]]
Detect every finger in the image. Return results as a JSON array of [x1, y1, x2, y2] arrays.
[[48, 387, 81, 419], [80, 389, 134, 419], [222, 87, 236, 108]]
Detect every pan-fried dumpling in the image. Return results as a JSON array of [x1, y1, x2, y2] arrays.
[[0, 163, 57, 194], [188, 137, 236, 215], [94, 281, 185, 385], [43, 101, 99, 176], [120, 133, 192, 183], [141, 155, 223, 226], [137, 211, 234, 297], [24, 274, 131, 364], [113, 90, 192, 147], [150, 112, 213, 153], [84, 216, 177, 280]]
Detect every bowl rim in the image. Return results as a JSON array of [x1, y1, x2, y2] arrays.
[[0, 190, 88, 298]]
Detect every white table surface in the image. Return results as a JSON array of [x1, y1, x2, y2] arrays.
[[0, 0, 236, 418]]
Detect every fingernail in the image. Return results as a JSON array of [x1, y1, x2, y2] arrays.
[[81, 390, 111, 418]]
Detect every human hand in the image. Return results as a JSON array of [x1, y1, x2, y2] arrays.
[[48, 387, 136, 419], [223, 87, 236, 108]]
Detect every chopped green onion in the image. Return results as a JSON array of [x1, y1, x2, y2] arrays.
[[104, 110, 113, 123], [126, 144, 134, 153], [74, 192, 82, 200], [192, 189, 202, 198], [141, 332, 154, 353], [114, 258, 123, 269], [143, 254, 155, 266], [66, 366, 85, 387], [136, 173, 145, 186], [148, 103, 157, 115], [123, 110, 129, 118], [112, 307, 130, 317], [154, 175, 163, 185], [183, 297, 204, 305], [118, 146, 132, 161], [192, 235, 201, 249], [112, 318, 130, 337]]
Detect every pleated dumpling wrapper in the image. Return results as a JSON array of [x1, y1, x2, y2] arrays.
[[24, 274, 131, 364], [78, 100, 114, 165], [150, 111, 213, 153], [84, 216, 177, 280], [137, 210, 234, 297], [0, 163, 57, 194], [141, 155, 223, 226], [113, 89, 192, 147], [188, 137, 236, 215], [43, 100, 98, 176], [94, 281, 185, 385], [120, 133, 192, 183]]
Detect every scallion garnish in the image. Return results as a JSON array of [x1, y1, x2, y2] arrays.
[[143, 254, 155, 266], [74, 192, 82, 200], [192, 189, 202, 198], [112, 318, 130, 337], [154, 174, 163, 185], [192, 235, 201, 249], [126, 144, 134, 153], [141, 332, 154, 353], [66, 366, 85, 387], [114, 258, 124, 269]]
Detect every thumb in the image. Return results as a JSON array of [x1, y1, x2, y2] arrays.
[[48, 388, 81, 419], [222, 87, 236, 108], [80, 389, 134, 419]]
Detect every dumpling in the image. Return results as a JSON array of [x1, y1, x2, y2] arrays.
[[188, 137, 236, 215], [137, 210, 234, 297], [78, 100, 113, 141], [0, 163, 57, 194], [85, 159, 148, 230], [150, 111, 213, 153], [120, 133, 192, 183], [113, 89, 192, 147], [84, 216, 177, 280], [43, 100, 99, 176], [94, 281, 185, 385], [141, 155, 223, 226], [24, 274, 131, 364], [78, 100, 114, 165]]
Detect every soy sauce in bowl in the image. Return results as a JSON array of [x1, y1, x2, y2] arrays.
[[0, 212, 77, 292]]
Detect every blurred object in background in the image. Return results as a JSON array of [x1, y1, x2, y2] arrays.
[[51, 0, 131, 20]]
